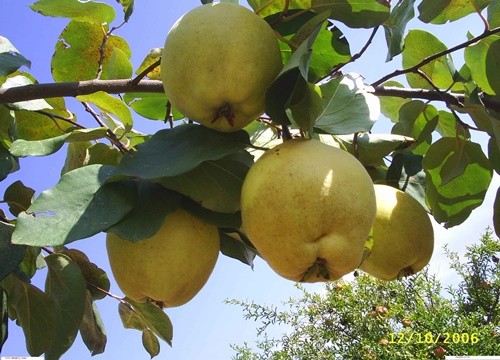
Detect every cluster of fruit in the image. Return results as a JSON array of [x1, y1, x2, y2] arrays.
[[105, 2, 434, 309]]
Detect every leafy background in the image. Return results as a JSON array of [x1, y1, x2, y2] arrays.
[[1, 0, 499, 358]]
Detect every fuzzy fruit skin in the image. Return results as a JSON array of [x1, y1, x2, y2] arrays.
[[106, 208, 219, 307], [161, 3, 282, 132], [241, 139, 377, 282], [359, 184, 434, 280]]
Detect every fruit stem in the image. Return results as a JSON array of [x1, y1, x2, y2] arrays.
[[212, 102, 235, 127]]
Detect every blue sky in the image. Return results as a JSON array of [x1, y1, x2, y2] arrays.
[[1, 1, 499, 359]]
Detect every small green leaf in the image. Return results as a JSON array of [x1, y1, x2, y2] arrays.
[[107, 181, 182, 242], [494, 187, 499, 237], [0, 222, 25, 281], [0, 50, 31, 77], [383, 0, 415, 61], [123, 92, 174, 121], [313, 0, 390, 28], [4, 180, 34, 217], [77, 92, 133, 132], [29, 0, 116, 24], [418, 0, 490, 24], [44, 253, 87, 360], [117, 124, 250, 179], [119, 302, 147, 331], [219, 230, 257, 268], [314, 73, 379, 134], [125, 298, 173, 346], [61, 249, 110, 300], [116, 0, 135, 21], [249, 0, 310, 18], [402, 30, 455, 90], [0, 273, 56, 356], [423, 137, 493, 228], [79, 292, 107, 356], [135, 48, 162, 80], [12, 165, 135, 246], [142, 329, 160, 358]]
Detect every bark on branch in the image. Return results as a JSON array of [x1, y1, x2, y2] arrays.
[[0, 79, 499, 112]]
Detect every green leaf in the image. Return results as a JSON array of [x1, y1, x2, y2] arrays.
[[142, 329, 160, 358], [13, 98, 73, 142], [125, 298, 173, 346], [107, 181, 182, 242], [391, 100, 439, 155], [77, 92, 133, 132], [1, 290, 7, 353], [435, 110, 470, 139], [378, 81, 411, 122], [418, 0, 490, 24], [12, 165, 135, 246], [0, 40, 31, 76], [488, 136, 500, 174], [182, 197, 242, 228], [29, 0, 115, 24], [314, 73, 379, 134], [157, 151, 253, 213], [219, 230, 257, 268], [423, 137, 493, 228], [123, 92, 173, 121], [118, 302, 146, 331], [287, 79, 323, 131], [1, 75, 52, 111], [44, 253, 87, 360], [117, 124, 250, 179], [135, 48, 162, 80], [116, 0, 135, 21], [61, 141, 91, 175], [321, 133, 415, 166], [249, 0, 310, 18], [10, 134, 68, 157], [0, 144, 17, 181], [52, 21, 131, 82], [464, 35, 500, 96], [4, 180, 34, 217], [79, 292, 107, 356], [489, 0, 500, 28], [383, 0, 415, 61], [61, 249, 110, 300], [0, 273, 56, 356], [0, 222, 25, 281], [313, 0, 390, 28], [402, 30, 455, 89]]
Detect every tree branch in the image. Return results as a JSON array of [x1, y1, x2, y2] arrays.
[[1, 79, 499, 112]]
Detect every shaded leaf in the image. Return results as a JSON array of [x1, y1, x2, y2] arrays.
[[383, 0, 415, 61], [116, 0, 135, 21], [0, 36, 31, 77], [0, 273, 56, 356], [0, 221, 25, 281], [313, 0, 390, 28], [12, 165, 135, 246], [465, 35, 500, 96], [4, 180, 35, 217], [418, 0, 490, 24], [44, 253, 87, 360], [142, 329, 160, 358], [219, 230, 257, 268], [314, 73, 379, 134], [61, 249, 110, 300], [435, 110, 470, 139], [79, 291, 107, 356], [117, 124, 250, 179], [494, 186, 500, 237], [125, 298, 173, 346], [1, 290, 7, 353], [1, 75, 51, 111], [119, 302, 146, 331], [156, 151, 253, 213], [182, 197, 242, 228], [423, 137, 493, 228], [107, 181, 182, 242]]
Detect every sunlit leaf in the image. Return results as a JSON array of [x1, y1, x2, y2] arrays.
[[77, 92, 133, 132], [30, 0, 116, 24], [249, 0, 311, 18], [1, 75, 51, 111], [116, 0, 135, 21], [402, 30, 455, 90], [465, 35, 500, 96], [12, 165, 135, 246], [44, 253, 87, 360], [423, 137, 493, 228], [142, 329, 160, 358], [314, 73, 379, 134], [135, 48, 162, 80], [418, 0, 490, 24], [313, 0, 390, 28]]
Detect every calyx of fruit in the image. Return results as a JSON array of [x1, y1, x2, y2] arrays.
[[106, 208, 220, 307], [241, 139, 377, 282], [161, 2, 282, 132], [359, 184, 434, 280]]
